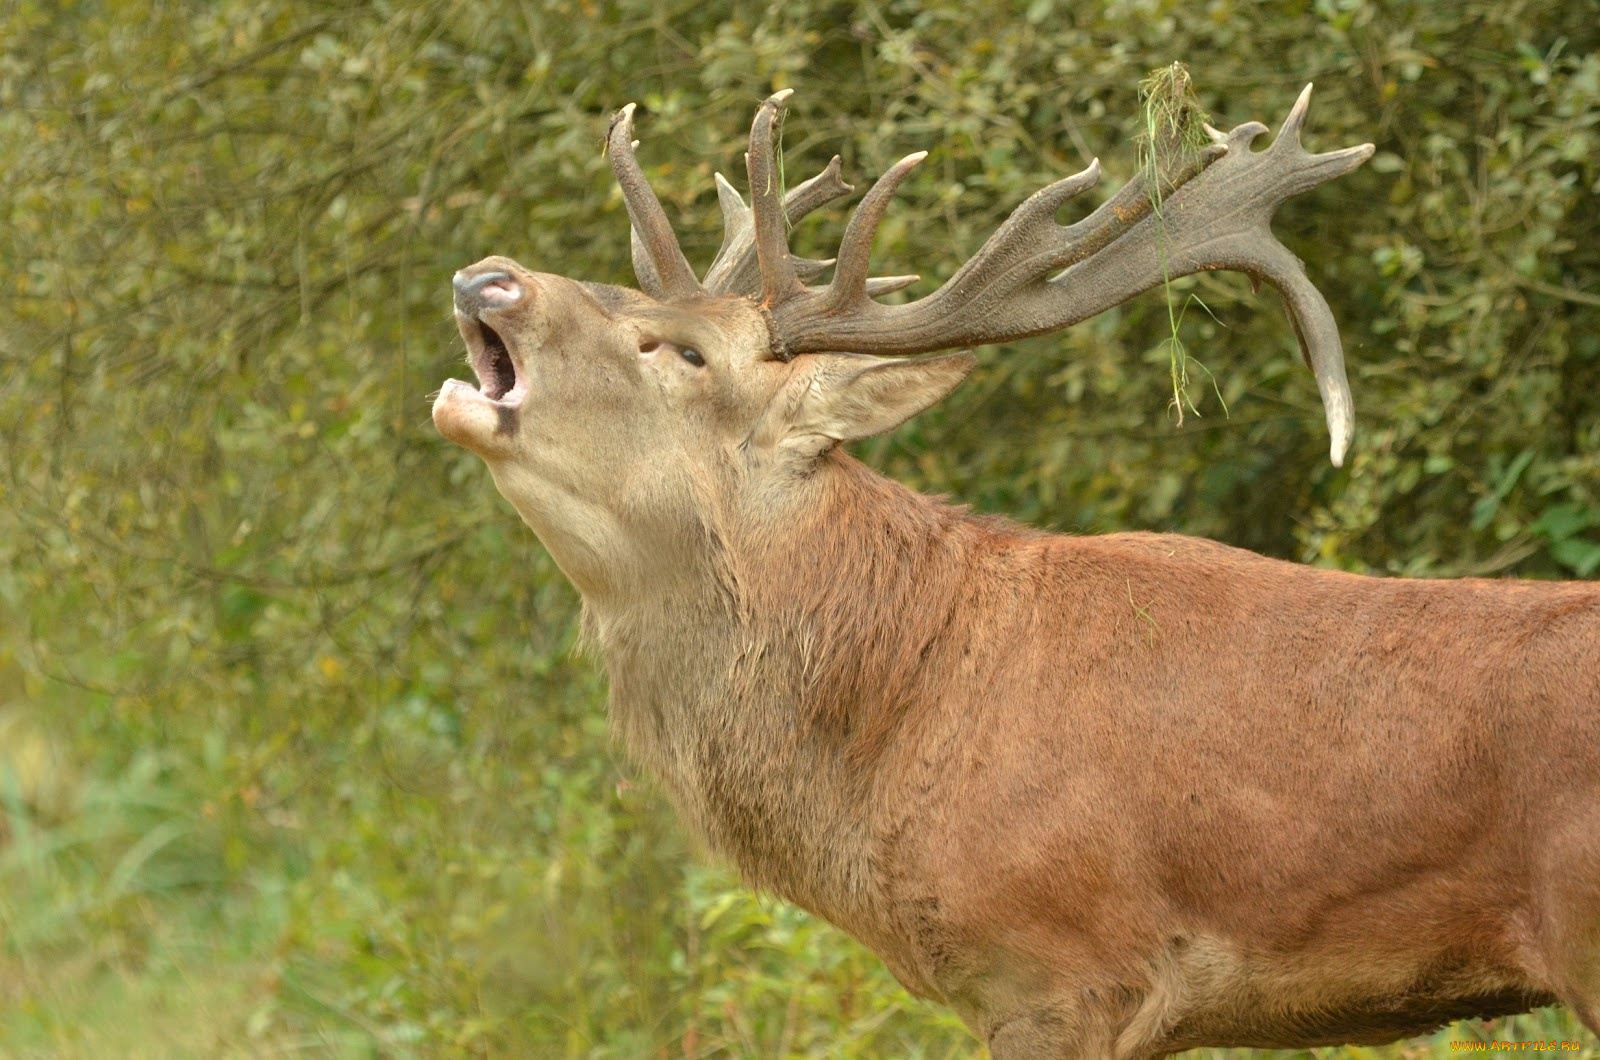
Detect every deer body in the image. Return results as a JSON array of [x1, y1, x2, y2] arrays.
[[432, 85, 1600, 1057], [581, 449, 1598, 1056]]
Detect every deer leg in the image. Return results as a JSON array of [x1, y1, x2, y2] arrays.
[[1537, 804, 1600, 1037], [986, 1013, 1168, 1060], [1553, 923, 1600, 1036], [984, 1008, 1106, 1060], [978, 990, 1170, 1060], [1554, 935, 1600, 1037]]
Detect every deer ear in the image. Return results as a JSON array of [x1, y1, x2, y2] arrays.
[[784, 351, 975, 445]]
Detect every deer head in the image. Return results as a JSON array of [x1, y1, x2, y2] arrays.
[[433, 87, 1371, 604]]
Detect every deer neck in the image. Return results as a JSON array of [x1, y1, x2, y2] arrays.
[[580, 450, 975, 936]]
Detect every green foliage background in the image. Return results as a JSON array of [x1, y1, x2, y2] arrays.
[[1, 0, 1597, 1055]]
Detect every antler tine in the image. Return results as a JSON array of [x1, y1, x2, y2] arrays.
[[608, 104, 702, 300], [780, 156, 853, 222], [745, 90, 808, 307], [1281, 81, 1314, 146], [821, 151, 927, 311], [953, 160, 1107, 279], [627, 143, 665, 298], [865, 274, 920, 296], [702, 157, 854, 295], [1267, 83, 1376, 195], [700, 174, 754, 294], [769, 84, 1374, 465]]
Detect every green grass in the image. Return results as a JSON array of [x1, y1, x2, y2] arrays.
[[1136, 61, 1228, 429], [0, 687, 976, 1057]]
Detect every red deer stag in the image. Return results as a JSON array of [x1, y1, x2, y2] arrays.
[[432, 84, 1600, 1058]]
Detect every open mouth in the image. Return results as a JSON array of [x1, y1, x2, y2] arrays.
[[469, 319, 519, 401], [452, 269, 527, 405]]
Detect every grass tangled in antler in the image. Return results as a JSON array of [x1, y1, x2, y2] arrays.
[[1137, 62, 1225, 427]]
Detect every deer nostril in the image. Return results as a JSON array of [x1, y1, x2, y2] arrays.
[[453, 268, 505, 290], [453, 270, 523, 314]]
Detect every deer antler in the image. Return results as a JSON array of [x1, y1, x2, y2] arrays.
[[751, 85, 1373, 466], [609, 84, 1372, 465], [610, 94, 917, 305]]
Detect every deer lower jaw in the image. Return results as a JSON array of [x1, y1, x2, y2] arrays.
[[437, 374, 526, 409], [432, 377, 522, 454]]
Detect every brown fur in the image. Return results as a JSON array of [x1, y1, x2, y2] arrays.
[[434, 259, 1600, 1059], [711, 454, 1600, 1058]]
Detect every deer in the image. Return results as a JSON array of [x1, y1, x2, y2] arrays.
[[430, 81, 1600, 1059]]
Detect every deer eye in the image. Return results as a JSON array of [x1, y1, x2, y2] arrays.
[[639, 339, 705, 368]]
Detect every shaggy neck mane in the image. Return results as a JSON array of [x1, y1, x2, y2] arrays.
[[584, 447, 1034, 930], [740, 450, 1028, 767]]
